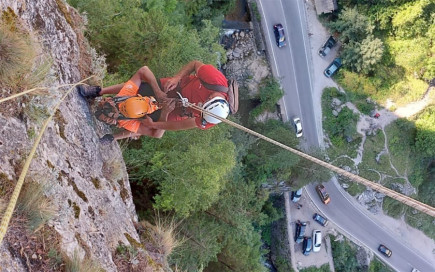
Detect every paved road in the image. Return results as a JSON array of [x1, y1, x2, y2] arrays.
[[258, 0, 435, 271], [258, 0, 319, 147]]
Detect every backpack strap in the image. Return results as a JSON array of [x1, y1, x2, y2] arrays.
[[199, 79, 229, 93], [199, 79, 238, 114]]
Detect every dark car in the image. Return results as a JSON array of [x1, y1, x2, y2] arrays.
[[313, 213, 329, 227], [324, 58, 342, 78], [318, 36, 337, 57], [302, 236, 312, 256], [315, 184, 331, 204], [273, 24, 286, 48], [291, 188, 303, 202], [294, 221, 307, 244], [378, 244, 392, 257]]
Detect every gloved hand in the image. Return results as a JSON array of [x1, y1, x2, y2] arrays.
[[99, 134, 114, 145]]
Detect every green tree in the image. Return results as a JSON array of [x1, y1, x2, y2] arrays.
[[415, 106, 435, 157], [392, 0, 434, 38], [244, 120, 300, 185], [251, 77, 284, 117], [124, 126, 236, 216], [171, 174, 271, 272], [331, 239, 361, 272], [341, 36, 383, 73], [328, 7, 373, 43], [292, 149, 332, 187], [359, 35, 384, 72]]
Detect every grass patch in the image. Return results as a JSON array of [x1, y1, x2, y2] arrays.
[[16, 180, 57, 231], [322, 87, 361, 160], [358, 169, 381, 183], [331, 156, 356, 169], [23, 104, 50, 125], [0, 18, 51, 91], [369, 257, 394, 272], [405, 210, 435, 240], [299, 264, 330, 272], [346, 182, 366, 196], [139, 216, 181, 259], [389, 77, 429, 106], [359, 132, 396, 179], [64, 250, 103, 272], [331, 236, 361, 271], [385, 119, 415, 177], [382, 196, 405, 219], [250, 2, 261, 21]]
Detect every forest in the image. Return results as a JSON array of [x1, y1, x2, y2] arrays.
[[66, 0, 326, 271], [322, 0, 435, 239], [67, 0, 434, 270]]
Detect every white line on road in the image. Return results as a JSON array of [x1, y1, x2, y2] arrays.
[[278, 0, 303, 123]]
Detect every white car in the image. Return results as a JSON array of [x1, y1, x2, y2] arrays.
[[313, 230, 322, 252], [293, 117, 303, 138]]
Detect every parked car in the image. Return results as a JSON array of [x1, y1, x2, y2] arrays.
[[378, 244, 392, 257], [291, 188, 303, 202], [324, 58, 342, 77], [293, 117, 303, 138], [411, 268, 420, 272], [294, 221, 307, 244], [318, 36, 337, 57], [312, 230, 322, 252], [315, 184, 331, 204], [302, 236, 312, 255], [273, 24, 286, 48], [313, 213, 329, 227]]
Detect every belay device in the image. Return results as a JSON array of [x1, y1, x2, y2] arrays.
[[95, 95, 160, 125]]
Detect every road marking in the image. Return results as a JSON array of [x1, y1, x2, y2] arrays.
[[305, 183, 433, 271], [258, 0, 289, 121], [277, 0, 303, 124]]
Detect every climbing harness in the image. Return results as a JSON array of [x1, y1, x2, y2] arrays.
[[95, 95, 160, 125]]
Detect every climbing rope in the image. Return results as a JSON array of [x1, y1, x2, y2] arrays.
[[184, 99, 435, 218], [0, 77, 94, 244]]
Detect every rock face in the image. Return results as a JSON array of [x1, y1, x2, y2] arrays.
[[222, 29, 271, 99], [0, 1, 140, 271]]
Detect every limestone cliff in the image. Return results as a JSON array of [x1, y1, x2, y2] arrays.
[[0, 1, 152, 271]]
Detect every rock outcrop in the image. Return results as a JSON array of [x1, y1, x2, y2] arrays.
[[0, 1, 140, 271]]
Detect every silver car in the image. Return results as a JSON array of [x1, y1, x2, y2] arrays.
[[293, 117, 303, 138]]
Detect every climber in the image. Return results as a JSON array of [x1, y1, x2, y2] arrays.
[[78, 60, 238, 143]]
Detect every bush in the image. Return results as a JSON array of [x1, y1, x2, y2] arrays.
[[331, 238, 361, 271], [415, 106, 435, 157], [382, 196, 405, 218], [251, 77, 284, 117]]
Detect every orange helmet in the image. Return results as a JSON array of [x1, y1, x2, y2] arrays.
[[118, 95, 160, 118]]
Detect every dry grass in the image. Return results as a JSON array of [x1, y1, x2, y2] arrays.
[[16, 180, 57, 231], [0, 198, 6, 220], [0, 24, 30, 79], [139, 213, 182, 259], [0, 19, 51, 118], [64, 250, 104, 272], [0, 22, 50, 90]]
